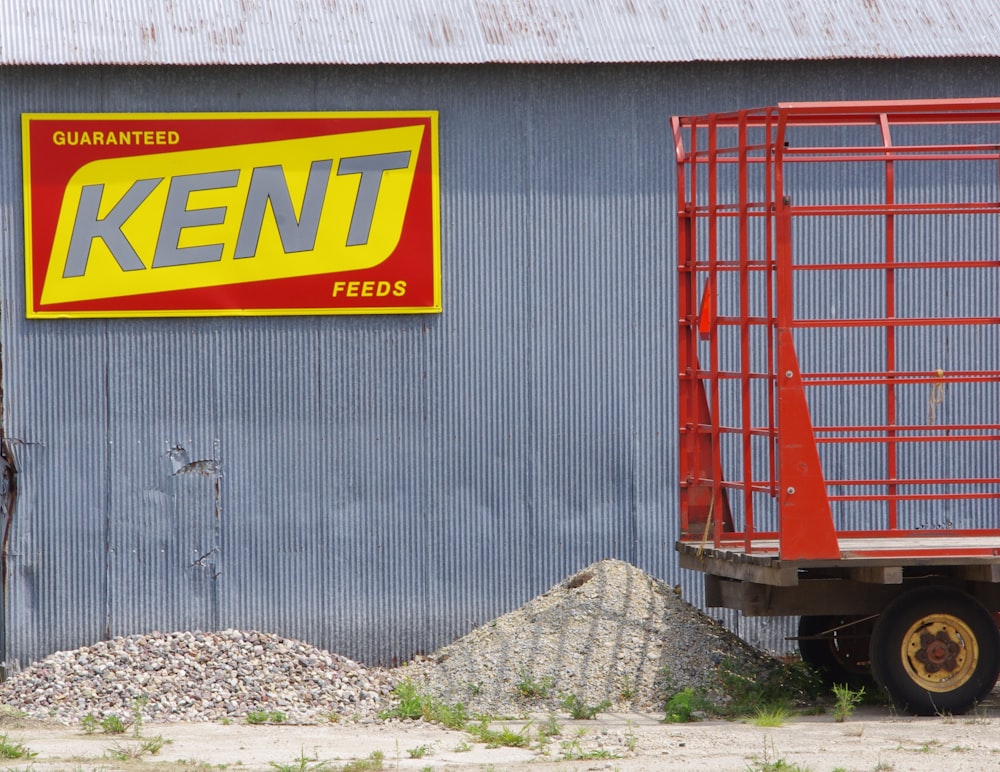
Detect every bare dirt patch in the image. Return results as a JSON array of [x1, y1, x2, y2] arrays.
[[5, 705, 1000, 771]]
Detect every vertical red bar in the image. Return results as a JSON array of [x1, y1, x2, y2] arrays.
[[674, 116, 695, 535], [765, 109, 778, 499], [706, 114, 724, 547], [772, 109, 840, 560], [738, 111, 754, 550], [880, 113, 899, 530]]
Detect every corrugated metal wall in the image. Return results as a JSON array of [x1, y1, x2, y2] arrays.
[[1, 60, 999, 669], [7, 0, 1000, 64]]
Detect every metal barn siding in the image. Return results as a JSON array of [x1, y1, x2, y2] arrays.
[[2, 60, 1000, 669], [6, 0, 1000, 64]]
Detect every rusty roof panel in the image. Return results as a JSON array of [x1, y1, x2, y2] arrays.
[[3, 0, 1000, 65]]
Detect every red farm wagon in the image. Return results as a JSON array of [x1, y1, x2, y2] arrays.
[[674, 99, 1000, 714]]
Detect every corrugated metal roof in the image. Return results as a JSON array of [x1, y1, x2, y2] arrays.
[[3, 0, 1000, 66]]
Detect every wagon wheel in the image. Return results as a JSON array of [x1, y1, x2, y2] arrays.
[[797, 615, 877, 690], [870, 586, 1000, 715]]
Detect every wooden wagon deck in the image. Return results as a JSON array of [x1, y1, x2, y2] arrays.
[[678, 536, 1000, 585]]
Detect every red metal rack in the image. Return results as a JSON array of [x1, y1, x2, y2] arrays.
[[674, 99, 1000, 564]]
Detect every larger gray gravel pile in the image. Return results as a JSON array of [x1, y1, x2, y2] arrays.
[[399, 558, 777, 716], [0, 560, 778, 724]]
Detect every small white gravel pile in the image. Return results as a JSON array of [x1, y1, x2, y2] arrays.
[[0, 629, 395, 725], [398, 558, 777, 716]]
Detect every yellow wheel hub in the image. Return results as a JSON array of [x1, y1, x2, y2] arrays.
[[901, 614, 979, 693]]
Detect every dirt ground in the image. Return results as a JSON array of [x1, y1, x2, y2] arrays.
[[5, 704, 1000, 771]]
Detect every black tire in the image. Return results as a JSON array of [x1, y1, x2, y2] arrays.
[[870, 586, 1000, 715], [798, 615, 876, 690]]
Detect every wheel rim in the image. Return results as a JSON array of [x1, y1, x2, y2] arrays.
[[799, 615, 875, 682], [900, 614, 980, 693], [829, 617, 875, 677]]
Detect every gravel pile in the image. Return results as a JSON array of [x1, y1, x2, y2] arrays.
[[0, 560, 778, 724], [0, 629, 395, 725], [399, 558, 777, 716]]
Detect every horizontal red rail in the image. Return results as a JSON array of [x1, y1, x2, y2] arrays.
[[792, 203, 1000, 216], [829, 493, 1000, 503], [797, 259, 1000, 269], [830, 477, 999, 486], [790, 317, 1000, 329], [816, 435, 1000, 445], [807, 369, 999, 380], [687, 260, 999, 271], [686, 151, 1000, 166]]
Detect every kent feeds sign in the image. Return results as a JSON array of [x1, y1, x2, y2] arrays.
[[22, 112, 441, 317]]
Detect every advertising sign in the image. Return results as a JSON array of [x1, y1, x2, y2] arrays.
[[22, 112, 440, 317]]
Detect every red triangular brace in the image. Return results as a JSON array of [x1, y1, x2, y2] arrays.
[[776, 330, 840, 560]]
